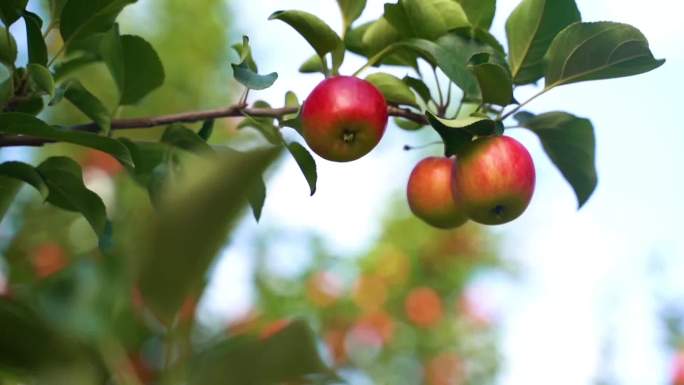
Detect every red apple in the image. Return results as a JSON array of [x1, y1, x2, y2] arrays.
[[452, 136, 535, 225], [407, 157, 468, 229], [301, 76, 388, 162]]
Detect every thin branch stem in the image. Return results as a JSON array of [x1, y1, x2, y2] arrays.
[[351, 45, 396, 77], [0, 104, 428, 147], [498, 87, 550, 121]]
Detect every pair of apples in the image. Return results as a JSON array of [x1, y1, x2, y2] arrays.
[[300, 76, 535, 228]]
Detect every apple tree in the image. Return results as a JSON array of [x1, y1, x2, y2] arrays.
[[0, 0, 663, 384]]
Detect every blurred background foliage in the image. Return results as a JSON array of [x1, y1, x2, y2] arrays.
[[0, 1, 506, 384]]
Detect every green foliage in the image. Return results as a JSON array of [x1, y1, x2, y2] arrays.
[[58, 80, 112, 133], [515, 111, 597, 207], [137, 148, 279, 323], [59, 0, 137, 45], [231, 36, 278, 90], [0, 27, 18, 67], [0, 113, 131, 166], [37, 157, 109, 239], [287, 142, 317, 196], [0, 161, 49, 199], [365, 72, 417, 107], [0, 0, 28, 26], [269, 10, 344, 74], [336, 0, 366, 32], [457, 0, 496, 30], [544, 22, 665, 88], [427, 112, 498, 156], [505, 0, 581, 84], [190, 320, 334, 385], [468, 52, 514, 106], [23, 11, 48, 66]]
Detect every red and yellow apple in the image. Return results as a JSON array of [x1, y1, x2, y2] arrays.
[[452, 136, 535, 225], [407, 157, 468, 229], [301, 76, 388, 162]]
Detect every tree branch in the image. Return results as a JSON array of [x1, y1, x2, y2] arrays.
[[0, 104, 428, 147]]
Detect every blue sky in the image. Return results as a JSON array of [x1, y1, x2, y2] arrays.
[[201, 1, 684, 385]]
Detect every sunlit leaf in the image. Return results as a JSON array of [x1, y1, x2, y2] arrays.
[[544, 22, 665, 88], [516, 111, 597, 207], [506, 0, 581, 84]]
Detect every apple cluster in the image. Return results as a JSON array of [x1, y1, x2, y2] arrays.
[[300, 75, 535, 229]]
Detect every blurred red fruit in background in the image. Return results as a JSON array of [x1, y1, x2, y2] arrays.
[[425, 352, 464, 385], [405, 287, 443, 328], [31, 242, 67, 278]]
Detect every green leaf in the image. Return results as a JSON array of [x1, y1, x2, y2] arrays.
[[337, 0, 366, 31], [37, 157, 108, 237], [269, 10, 345, 73], [238, 101, 283, 145], [0, 65, 13, 108], [298, 54, 324, 74], [287, 142, 317, 196], [13, 95, 45, 116], [402, 76, 432, 105], [52, 53, 99, 81], [98, 24, 124, 99], [365, 72, 417, 107], [189, 320, 334, 385], [232, 63, 278, 90], [48, 0, 68, 21], [230, 36, 277, 90], [27, 64, 55, 97], [394, 117, 424, 131], [119, 35, 165, 104], [468, 53, 513, 106], [232, 36, 258, 71], [375, 33, 494, 102], [198, 119, 214, 141], [0, 113, 133, 167], [23, 11, 48, 65], [456, 0, 496, 30], [426, 111, 497, 156], [516, 111, 597, 208], [59, 0, 137, 45], [0, 27, 18, 67], [60, 80, 112, 134], [0, 161, 49, 198], [544, 22, 665, 88], [400, 0, 470, 40], [0, 299, 81, 375], [137, 147, 280, 323], [283, 91, 299, 121], [506, 0, 581, 85], [161, 124, 213, 154], [0, 0, 27, 26], [119, 139, 168, 188], [0, 177, 21, 221], [247, 176, 266, 222]]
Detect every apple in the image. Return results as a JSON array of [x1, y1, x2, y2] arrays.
[[407, 157, 468, 229], [453, 135, 535, 225], [300, 76, 388, 162]]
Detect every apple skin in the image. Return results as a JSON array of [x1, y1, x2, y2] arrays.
[[407, 157, 468, 229], [452, 135, 535, 225], [301, 76, 388, 162]]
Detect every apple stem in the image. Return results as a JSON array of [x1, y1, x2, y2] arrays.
[[498, 87, 550, 121], [403, 141, 442, 151]]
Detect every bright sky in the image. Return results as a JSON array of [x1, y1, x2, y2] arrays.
[[201, 1, 684, 385]]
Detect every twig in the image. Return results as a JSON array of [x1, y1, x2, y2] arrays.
[[0, 104, 429, 147]]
